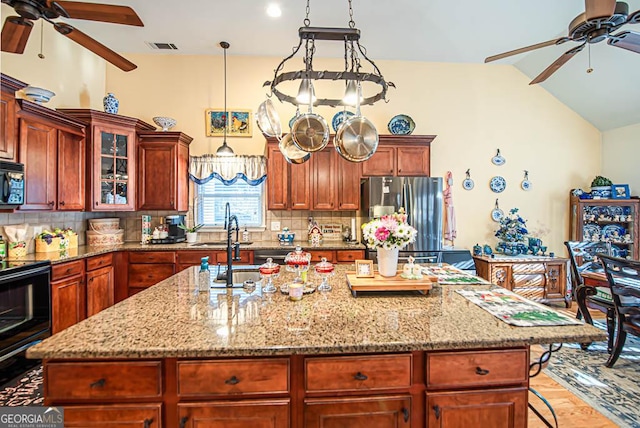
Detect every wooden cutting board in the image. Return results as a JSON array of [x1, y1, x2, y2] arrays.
[[345, 271, 437, 295]]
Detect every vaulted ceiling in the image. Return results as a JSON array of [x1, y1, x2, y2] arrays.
[[3, 0, 639, 130]]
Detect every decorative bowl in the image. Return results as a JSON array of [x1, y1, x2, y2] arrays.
[[153, 116, 177, 131], [24, 86, 56, 104], [277, 232, 295, 244]]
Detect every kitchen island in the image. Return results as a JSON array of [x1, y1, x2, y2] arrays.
[[28, 265, 604, 427]]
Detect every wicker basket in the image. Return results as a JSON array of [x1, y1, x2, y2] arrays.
[[35, 235, 78, 253], [8, 241, 27, 258], [86, 229, 124, 246], [88, 218, 120, 232]]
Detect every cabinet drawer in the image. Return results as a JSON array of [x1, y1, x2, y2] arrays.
[[64, 404, 162, 427], [426, 349, 528, 389], [511, 263, 546, 275], [512, 274, 544, 287], [86, 253, 113, 271], [129, 251, 175, 264], [336, 250, 365, 262], [177, 359, 289, 397], [177, 250, 223, 264], [128, 264, 175, 287], [216, 250, 253, 265], [45, 361, 162, 400], [52, 260, 85, 280], [305, 354, 412, 393], [309, 250, 335, 263]]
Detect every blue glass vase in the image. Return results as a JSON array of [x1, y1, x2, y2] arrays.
[[103, 93, 119, 114]]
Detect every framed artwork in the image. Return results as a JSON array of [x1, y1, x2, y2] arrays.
[[205, 109, 252, 137], [355, 260, 374, 278], [611, 184, 631, 199]]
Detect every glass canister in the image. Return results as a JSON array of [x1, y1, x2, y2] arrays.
[[314, 257, 334, 292], [259, 257, 280, 293], [285, 246, 311, 284]]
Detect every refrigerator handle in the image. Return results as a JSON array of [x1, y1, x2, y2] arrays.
[[404, 180, 413, 223]]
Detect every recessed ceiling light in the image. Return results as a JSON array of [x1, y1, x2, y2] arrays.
[[266, 3, 282, 18]]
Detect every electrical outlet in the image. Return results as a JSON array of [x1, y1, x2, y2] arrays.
[[33, 226, 43, 238], [270, 221, 281, 231]]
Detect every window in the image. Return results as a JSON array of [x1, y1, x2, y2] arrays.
[[196, 179, 265, 228]]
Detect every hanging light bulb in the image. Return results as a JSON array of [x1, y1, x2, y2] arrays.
[[216, 41, 235, 157], [342, 80, 363, 106], [296, 78, 317, 105]]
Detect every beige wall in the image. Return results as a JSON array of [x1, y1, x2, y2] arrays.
[[602, 123, 640, 197], [105, 53, 601, 252]]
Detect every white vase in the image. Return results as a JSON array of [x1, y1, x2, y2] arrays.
[[186, 232, 198, 244], [377, 247, 399, 277]]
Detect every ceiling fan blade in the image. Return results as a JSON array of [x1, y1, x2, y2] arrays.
[[585, 0, 616, 23], [529, 43, 586, 85], [608, 31, 640, 53], [626, 9, 640, 24], [485, 37, 570, 63], [50, 1, 143, 26], [1, 16, 33, 54], [53, 22, 137, 71]]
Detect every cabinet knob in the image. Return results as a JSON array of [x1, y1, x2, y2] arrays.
[[475, 367, 490, 376], [48, 201, 55, 206], [402, 407, 410, 423], [353, 371, 368, 381], [433, 405, 441, 419], [143, 419, 153, 428], [90, 378, 106, 388], [59, 201, 65, 206], [225, 375, 240, 385], [179, 417, 189, 428]]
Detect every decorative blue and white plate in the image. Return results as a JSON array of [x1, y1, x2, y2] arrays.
[[492, 153, 506, 166], [387, 114, 416, 135], [491, 208, 504, 222], [331, 111, 355, 132], [583, 224, 601, 238], [490, 176, 506, 193], [462, 178, 474, 190], [602, 224, 625, 239], [521, 179, 532, 191], [288, 116, 297, 130]]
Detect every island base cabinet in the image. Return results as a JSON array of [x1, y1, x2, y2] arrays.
[[63, 404, 162, 427], [426, 388, 528, 428], [177, 400, 290, 428], [304, 395, 412, 428]]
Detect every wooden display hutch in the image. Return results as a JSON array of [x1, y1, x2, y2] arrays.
[[569, 193, 639, 260]]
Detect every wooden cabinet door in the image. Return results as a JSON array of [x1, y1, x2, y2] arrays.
[[138, 141, 177, 210], [426, 388, 527, 428], [178, 400, 290, 428], [19, 119, 57, 210], [337, 156, 360, 210], [397, 146, 430, 176], [304, 395, 411, 428], [63, 404, 162, 427], [57, 130, 85, 210], [51, 274, 85, 334], [490, 265, 513, 290], [312, 148, 336, 211], [267, 145, 289, 210], [544, 262, 566, 301], [86, 265, 114, 317], [361, 146, 395, 176], [0, 90, 17, 161], [290, 160, 311, 210]]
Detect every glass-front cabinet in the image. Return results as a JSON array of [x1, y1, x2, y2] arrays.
[[58, 109, 155, 211], [570, 193, 639, 260]]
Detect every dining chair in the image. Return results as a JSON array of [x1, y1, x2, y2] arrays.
[[598, 255, 640, 367], [564, 241, 615, 351]]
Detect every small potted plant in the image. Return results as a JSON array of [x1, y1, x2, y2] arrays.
[[590, 175, 613, 199], [179, 222, 204, 244]]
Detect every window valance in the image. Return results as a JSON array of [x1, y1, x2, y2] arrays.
[[189, 155, 267, 186]]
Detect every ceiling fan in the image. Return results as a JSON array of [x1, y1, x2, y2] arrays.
[[485, 0, 640, 84], [1, 0, 143, 71]]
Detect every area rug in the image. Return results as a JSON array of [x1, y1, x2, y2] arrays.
[[544, 320, 640, 428], [0, 365, 43, 406]]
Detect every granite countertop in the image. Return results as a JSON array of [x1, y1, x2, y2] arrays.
[[27, 265, 604, 359], [20, 240, 366, 264]]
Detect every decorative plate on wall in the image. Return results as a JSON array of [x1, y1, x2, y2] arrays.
[[491, 199, 504, 222], [491, 149, 505, 166], [387, 114, 416, 135], [462, 169, 474, 190], [332, 111, 355, 132], [521, 170, 532, 191], [490, 176, 506, 193]]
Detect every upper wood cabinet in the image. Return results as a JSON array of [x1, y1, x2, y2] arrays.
[[266, 142, 311, 210], [58, 109, 155, 212], [0, 74, 27, 162], [137, 131, 193, 211], [361, 135, 434, 177], [17, 100, 86, 211]]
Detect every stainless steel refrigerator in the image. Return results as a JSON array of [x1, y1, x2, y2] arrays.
[[361, 177, 475, 273]]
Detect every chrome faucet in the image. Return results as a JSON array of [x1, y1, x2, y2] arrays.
[[218, 202, 241, 287]]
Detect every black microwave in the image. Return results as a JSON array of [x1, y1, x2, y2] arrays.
[[0, 161, 25, 207]]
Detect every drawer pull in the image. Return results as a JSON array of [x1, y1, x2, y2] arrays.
[[475, 367, 490, 376], [90, 378, 106, 388], [433, 405, 441, 419], [225, 375, 240, 385], [353, 372, 368, 381], [143, 419, 153, 428], [402, 407, 410, 423], [179, 416, 189, 428]]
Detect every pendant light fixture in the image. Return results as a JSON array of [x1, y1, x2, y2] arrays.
[[216, 41, 234, 157], [264, 0, 394, 108]]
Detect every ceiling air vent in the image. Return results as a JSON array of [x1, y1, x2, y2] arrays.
[[146, 42, 178, 50]]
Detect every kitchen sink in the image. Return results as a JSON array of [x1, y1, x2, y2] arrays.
[[211, 268, 261, 287], [191, 241, 253, 246]]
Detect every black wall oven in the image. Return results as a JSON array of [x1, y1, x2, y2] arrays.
[[0, 260, 51, 385]]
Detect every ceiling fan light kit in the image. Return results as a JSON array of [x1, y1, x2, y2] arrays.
[[1, 0, 144, 71], [485, 0, 640, 84]]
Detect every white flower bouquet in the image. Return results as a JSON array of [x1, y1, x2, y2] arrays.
[[361, 209, 417, 250]]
